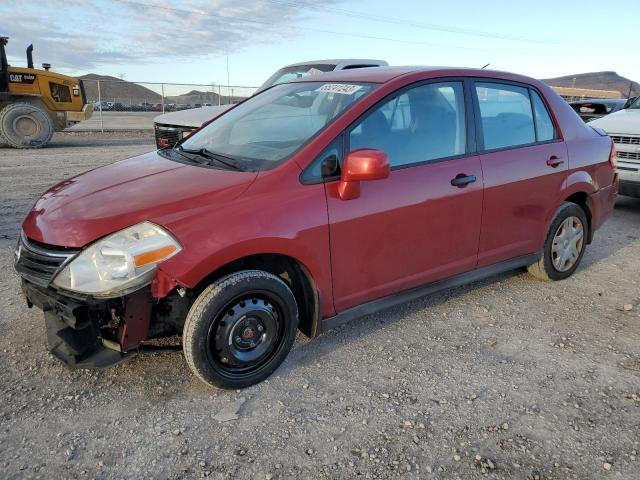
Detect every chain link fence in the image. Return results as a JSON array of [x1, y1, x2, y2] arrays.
[[74, 79, 258, 131]]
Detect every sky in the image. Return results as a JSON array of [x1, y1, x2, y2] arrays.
[[1, 0, 637, 89]]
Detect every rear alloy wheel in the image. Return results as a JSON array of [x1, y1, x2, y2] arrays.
[[550, 216, 584, 272], [183, 270, 299, 389], [0, 102, 54, 148], [527, 202, 588, 281]]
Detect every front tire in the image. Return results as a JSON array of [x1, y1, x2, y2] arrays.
[[183, 270, 299, 389], [527, 202, 588, 281], [0, 102, 54, 149]]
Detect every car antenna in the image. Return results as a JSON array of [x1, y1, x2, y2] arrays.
[[481, 63, 491, 69]]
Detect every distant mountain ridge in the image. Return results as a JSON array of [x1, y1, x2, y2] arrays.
[[543, 71, 639, 97], [79, 74, 246, 105], [79, 70, 639, 105], [80, 74, 161, 102]]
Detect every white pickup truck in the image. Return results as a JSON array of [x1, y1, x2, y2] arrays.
[[153, 59, 388, 148], [590, 96, 640, 198]]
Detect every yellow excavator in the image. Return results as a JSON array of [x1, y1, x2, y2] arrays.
[[0, 37, 92, 148]]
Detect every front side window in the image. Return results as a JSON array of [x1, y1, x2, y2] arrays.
[[475, 82, 535, 150], [180, 81, 377, 170], [349, 82, 467, 168]]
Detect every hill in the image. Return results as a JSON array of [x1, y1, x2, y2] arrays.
[[79, 74, 161, 103], [166, 89, 247, 106], [543, 71, 639, 97], [78, 75, 247, 106]]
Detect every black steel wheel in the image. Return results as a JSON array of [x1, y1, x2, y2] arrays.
[[183, 270, 298, 389]]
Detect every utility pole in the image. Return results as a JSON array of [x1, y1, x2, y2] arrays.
[[226, 54, 231, 104], [97, 79, 104, 133]]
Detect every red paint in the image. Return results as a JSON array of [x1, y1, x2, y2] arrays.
[[21, 67, 616, 331], [327, 155, 483, 311], [477, 141, 569, 267], [118, 289, 153, 350], [338, 149, 390, 200], [151, 269, 178, 299]]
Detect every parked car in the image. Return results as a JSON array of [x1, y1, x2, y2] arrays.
[[569, 98, 627, 122], [15, 66, 617, 389], [93, 100, 114, 111], [153, 59, 388, 148], [589, 96, 640, 197]]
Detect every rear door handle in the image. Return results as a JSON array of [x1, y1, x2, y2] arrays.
[[451, 174, 477, 187], [546, 155, 565, 168]]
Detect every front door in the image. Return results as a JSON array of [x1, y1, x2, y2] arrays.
[[325, 80, 484, 312]]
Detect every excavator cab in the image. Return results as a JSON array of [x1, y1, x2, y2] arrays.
[[0, 37, 92, 148]]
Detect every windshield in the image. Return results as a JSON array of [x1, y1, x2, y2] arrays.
[[628, 97, 640, 109], [179, 81, 377, 169], [259, 64, 336, 91]]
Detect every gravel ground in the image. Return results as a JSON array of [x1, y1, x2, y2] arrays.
[[1, 132, 639, 480]]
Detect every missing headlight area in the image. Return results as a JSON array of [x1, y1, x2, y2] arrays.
[[21, 281, 191, 369]]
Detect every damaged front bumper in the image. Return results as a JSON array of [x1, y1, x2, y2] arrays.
[[21, 281, 153, 369]]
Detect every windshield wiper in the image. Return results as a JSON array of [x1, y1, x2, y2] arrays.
[[177, 146, 244, 171]]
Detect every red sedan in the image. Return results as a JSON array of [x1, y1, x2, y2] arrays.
[[15, 67, 618, 388]]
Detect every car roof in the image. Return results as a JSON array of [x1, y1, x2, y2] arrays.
[[291, 65, 541, 85], [284, 59, 387, 68]]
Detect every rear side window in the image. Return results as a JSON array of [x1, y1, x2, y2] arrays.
[[530, 91, 556, 142], [475, 82, 535, 150], [349, 81, 467, 168]]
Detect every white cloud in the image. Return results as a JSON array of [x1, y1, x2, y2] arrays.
[[0, 0, 339, 72]]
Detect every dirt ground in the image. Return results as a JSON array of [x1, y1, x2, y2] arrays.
[[1, 132, 639, 480]]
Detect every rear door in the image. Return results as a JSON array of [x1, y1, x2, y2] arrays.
[[324, 80, 484, 311], [472, 81, 568, 267]]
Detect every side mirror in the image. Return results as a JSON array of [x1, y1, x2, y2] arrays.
[[338, 149, 390, 200]]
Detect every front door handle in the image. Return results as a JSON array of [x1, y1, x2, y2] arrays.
[[451, 174, 477, 187], [546, 155, 565, 168]]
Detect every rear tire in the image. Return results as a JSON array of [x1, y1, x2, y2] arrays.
[[527, 202, 588, 281], [0, 102, 54, 149], [183, 270, 299, 389]]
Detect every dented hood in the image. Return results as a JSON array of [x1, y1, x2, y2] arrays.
[[22, 151, 257, 247]]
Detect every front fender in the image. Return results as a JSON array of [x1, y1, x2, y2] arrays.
[[159, 233, 335, 318]]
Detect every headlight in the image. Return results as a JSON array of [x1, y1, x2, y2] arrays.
[[53, 222, 181, 297]]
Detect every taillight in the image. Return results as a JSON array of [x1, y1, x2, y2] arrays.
[[609, 143, 617, 169]]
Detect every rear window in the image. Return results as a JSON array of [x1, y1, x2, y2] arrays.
[[572, 103, 608, 115], [259, 64, 336, 91], [475, 82, 535, 150]]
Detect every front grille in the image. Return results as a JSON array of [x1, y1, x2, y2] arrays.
[[154, 124, 196, 149], [611, 135, 640, 145], [617, 151, 640, 161], [14, 233, 79, 287]]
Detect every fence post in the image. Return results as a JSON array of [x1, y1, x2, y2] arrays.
[[97, 80, 104, 133], [161, 83, 165, 113]]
